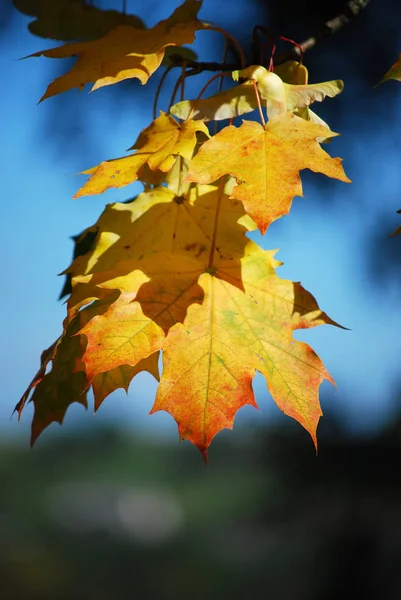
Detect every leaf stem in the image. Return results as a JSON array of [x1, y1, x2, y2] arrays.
[[252, 80, 266, 126], [279, 36, 304, 64], [213, 40, 229, 135], [205, 24, 246, 68], [187, 72, 231, 120], [153, 65, 173, 120], [180, 63, 186, 102], [169, 70, 186, 112]]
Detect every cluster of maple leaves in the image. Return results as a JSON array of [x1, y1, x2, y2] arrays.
[[15, 0, 360, 458]]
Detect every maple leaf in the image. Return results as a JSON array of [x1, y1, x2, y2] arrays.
[[28, 0, 206, 101], [170, 80, 257, 121], [14, 340, 59, 419], [376, 54, 401, 86], [67, 182, 255, 380], [187, 112, 350, 233], [66, 182, 253, 287], [74, 113, 209, 198], [152, 241, 339, 458], [13, 0, 145, 41], [26, 316, 88, 446]]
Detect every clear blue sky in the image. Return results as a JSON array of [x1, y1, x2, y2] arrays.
[[2, 0, 401, 446]]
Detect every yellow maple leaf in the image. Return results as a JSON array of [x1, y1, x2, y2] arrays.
[[28, 0, 206, 101], [66, 183, 254, 309], [72, 182, 254, 380], [187, 112, 350, 233], [152, 241, 338, 457], [74, 113, 209, 197], [170, 80, 256, 121]]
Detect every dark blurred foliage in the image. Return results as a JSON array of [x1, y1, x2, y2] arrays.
[[2, 398, 401, 599], [0, 0, 13, 31], [366, 214, 401, 295]]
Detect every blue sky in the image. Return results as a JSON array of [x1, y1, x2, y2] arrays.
[[2, 0, 401, 447]]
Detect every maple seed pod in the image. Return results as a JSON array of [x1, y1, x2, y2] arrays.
[[233, 65, 287, 118]]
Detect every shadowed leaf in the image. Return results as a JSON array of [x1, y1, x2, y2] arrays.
[[13, 0, 144, 41], [28, 0, 207, 101]]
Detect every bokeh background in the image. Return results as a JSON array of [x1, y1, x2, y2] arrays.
[[2, 0, 401, 597]]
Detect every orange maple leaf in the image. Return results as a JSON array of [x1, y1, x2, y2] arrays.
[[152, 241, 339, 458], [187, 112, 350, 233]]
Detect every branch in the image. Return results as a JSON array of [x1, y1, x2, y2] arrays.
[[166, 56, 237, 74], [168, 0, 371, 73], [279, 0, 371, 61]]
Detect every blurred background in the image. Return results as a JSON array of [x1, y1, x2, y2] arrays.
[[2, 0, 401, 597]]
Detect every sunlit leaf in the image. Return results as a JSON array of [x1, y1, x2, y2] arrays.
[[153, 242, 338, 457], [74, 113, 209, 197], [187, 112, 350, 233], [170, 81, 257, 121]]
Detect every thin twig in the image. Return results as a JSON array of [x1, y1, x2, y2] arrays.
[[169, 71, 185, 111], [153, 65, 173, 120], [213, 40, 229, 135], [187, 73, 231, 120], [206, 24, 246, 68]]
